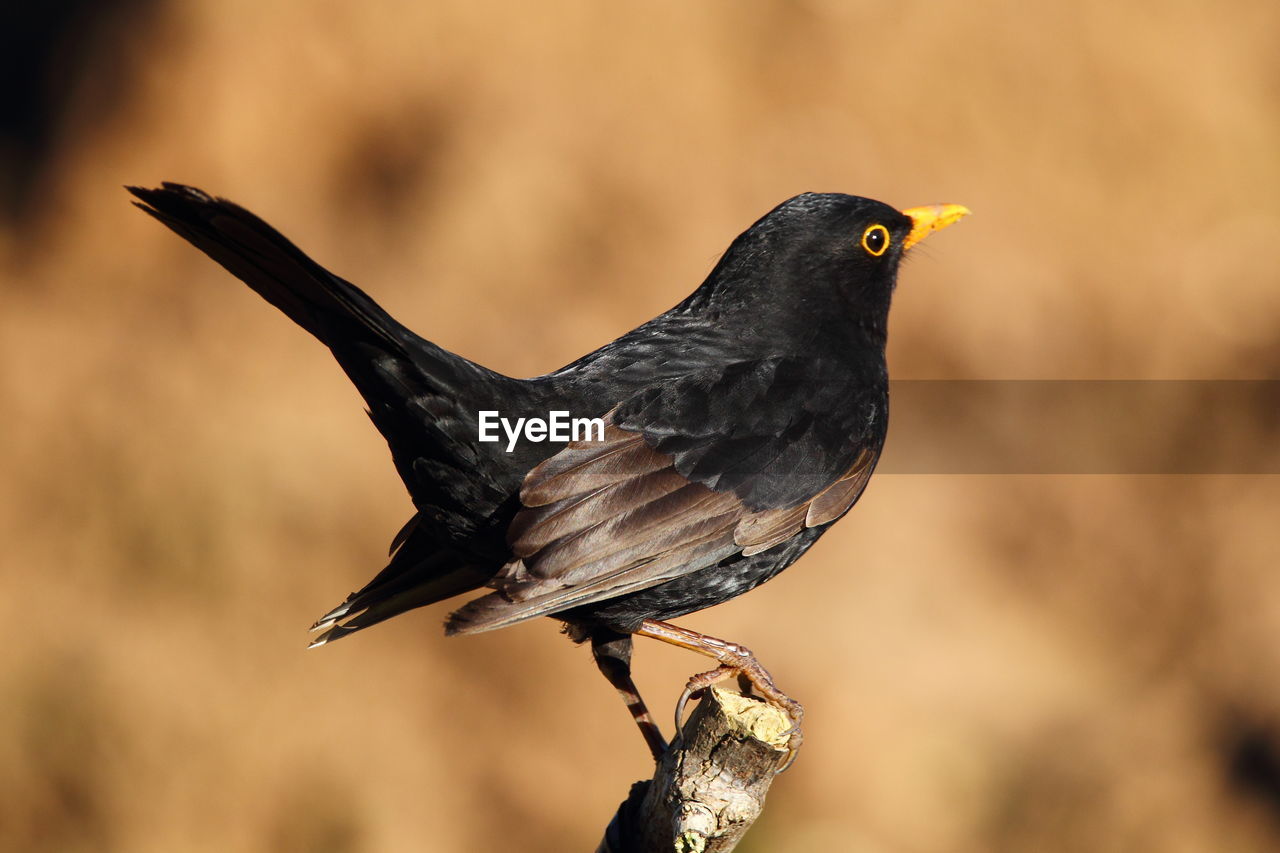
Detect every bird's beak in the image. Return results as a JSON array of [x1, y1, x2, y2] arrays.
[[900, 204, 971, 251]]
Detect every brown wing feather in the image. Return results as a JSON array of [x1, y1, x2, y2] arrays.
[[525, 484, 739, 581], [735, 447, 875, 556], [521, 426, 670, 506], [448, 525, 741, 633], [805, 448, 876, 526], [445, 426, 877, 635], [734, 504, 808, 555], [508, 467, 692, 557]]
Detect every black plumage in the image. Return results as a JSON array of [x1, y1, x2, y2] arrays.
[[128, 183, 967, 758]]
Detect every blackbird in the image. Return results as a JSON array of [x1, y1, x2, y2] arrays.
[[128, 183, 968, 759]]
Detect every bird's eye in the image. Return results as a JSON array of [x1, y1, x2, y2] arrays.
[[861, 224, 889, 257]]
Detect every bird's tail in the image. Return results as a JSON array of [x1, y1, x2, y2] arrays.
[[128, 182, 413, 357], [129, 182, 529, 642]]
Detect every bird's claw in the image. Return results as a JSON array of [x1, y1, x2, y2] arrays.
[[673, 665, 737, 741], [670, 661, 804, 773]]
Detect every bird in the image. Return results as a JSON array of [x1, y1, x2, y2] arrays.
[[128, 182, 968, 760]]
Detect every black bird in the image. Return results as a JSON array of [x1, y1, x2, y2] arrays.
[[128, 183, 968, 758]]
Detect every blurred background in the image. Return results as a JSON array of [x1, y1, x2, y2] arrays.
[[2, 1, 1279, 850]]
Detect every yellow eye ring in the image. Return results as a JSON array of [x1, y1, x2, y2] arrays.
[[861, 224, 890, 256]]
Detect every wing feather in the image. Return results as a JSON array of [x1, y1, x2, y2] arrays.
[[446, 435, 878, 635], [525, 484, 739, 581], [734, 448, 876, 556], [521, 426, 669, 506], [508, 468, 690, 556], [447, 525, 741, 633], [805, 448, 876, 526], [446, 369, 882, 636]]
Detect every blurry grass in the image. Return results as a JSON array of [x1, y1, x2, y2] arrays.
[[2, 0, 1279, 850]]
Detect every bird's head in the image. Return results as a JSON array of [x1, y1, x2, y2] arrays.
[[687, 193, 969, 346]]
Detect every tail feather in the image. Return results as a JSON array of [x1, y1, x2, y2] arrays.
[[128, 183, 532, 498], [309, 560, 493, 646], [129, 182, 532, 641], [128, 183, 409, 352]]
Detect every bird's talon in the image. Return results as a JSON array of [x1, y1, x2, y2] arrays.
[[673, 684, 697, 738]]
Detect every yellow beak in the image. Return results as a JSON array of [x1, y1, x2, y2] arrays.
[[900, 203, 972, 251]]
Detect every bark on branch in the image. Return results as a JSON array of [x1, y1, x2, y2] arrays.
[[595, 688, 794, 853]]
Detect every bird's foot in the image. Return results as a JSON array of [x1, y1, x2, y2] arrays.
[[635, 620, 803, 769], [672, 649, 804, 771]]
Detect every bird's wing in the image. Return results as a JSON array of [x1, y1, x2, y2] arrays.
[[446, 358, 883, 634]]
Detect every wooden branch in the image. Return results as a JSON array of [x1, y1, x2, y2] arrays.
[[596, 688, 794, 853]]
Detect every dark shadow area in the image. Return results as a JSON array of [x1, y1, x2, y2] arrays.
[[1225, 717, 1280, 825], [0, 0, 158, 224]]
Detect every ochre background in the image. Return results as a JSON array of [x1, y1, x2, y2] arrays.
[[2, 2, 1279, 851]]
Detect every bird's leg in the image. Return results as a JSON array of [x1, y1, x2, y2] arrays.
[[634, 619, 804, 755], [590, 630, 668, 761]]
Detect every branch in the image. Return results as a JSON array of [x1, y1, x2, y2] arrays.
[[596, 687, 794, 853]]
